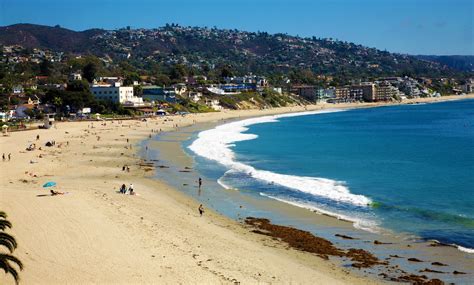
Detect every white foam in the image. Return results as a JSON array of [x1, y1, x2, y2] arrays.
[[188, 109, 372, 207], [217, 176, 233, 190], [457, 245, 474, 254], [259, 192, 379, 232]]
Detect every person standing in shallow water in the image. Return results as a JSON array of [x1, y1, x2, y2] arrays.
[[197, 177, 203, 196], [198, 204, 204, 216]]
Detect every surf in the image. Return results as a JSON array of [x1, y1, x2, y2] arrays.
[[188, 109, 372, 207]]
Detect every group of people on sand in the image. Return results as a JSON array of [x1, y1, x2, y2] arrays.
[[119, 183, 135, 195]]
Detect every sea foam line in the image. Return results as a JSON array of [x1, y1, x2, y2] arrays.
[[188, 109, 372, 207], [259, 192, 379, 233], [457, 245, 474, 254]]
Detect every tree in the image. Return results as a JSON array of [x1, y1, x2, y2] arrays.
[[154, 74, 171, 86], [169, 64, 187, 81], [123, 72, 140, 86], [53, 96, 63, 110], [39, 60, 53, 77], [220, 65, 234, 78], [44, 89, 96, 113], [82, 63, 98, 83], [0, 211, 23, 284], [66, 80, 90, 92]]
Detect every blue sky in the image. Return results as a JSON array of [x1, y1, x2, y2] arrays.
[[0, 0, 472, 55]]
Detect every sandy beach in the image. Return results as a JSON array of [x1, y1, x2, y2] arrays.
[[1, 94, 473, 284]]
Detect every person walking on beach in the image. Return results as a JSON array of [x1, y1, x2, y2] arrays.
[[198, 204, 204, 216], [8, 153, 11, 161], [198, 177, 202, 189], [2, 153, 5, 162], [36, 134, 40, 140]]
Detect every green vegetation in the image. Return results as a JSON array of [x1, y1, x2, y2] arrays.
[[0, 211, 23, 284], [0, 24, 471, 89], [218, 89, 299, 110], [170, 98, 215, 113]]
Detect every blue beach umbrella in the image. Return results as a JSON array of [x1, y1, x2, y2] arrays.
[[43, 181, 57, 188]]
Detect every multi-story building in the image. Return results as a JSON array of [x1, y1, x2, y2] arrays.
[[91, 82, 143, 106], [349, 88, 364, 101], [355, 83, 376, 102], [335, 87, 350, 102], [293, 85, 320, 101], [373, 81, 399, 101], [461, 79, 474, 93], [142, 86, 177, 103], [399, 78, 421, 98]]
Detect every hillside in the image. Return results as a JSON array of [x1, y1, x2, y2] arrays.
[[0, 23, 468, 79], [416, 55, 474, 72], [0, 23, 103, 52]]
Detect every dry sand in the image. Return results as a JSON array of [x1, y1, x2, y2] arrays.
[[1, 94, 472, 284]]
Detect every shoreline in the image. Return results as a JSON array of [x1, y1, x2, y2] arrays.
[[1, 94, 473, 284], [150, 97, 474, 284]]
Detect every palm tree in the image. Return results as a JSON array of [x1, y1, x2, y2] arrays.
[[0, 211, 23, 284]]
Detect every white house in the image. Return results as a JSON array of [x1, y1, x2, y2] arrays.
[[205, 99, 223, 111], [188, 92, 202, 103], [90, 82, 143, 106], [461, 79, 474, 94], [12, 85, 24, 94], [69, 72, 82, 81]]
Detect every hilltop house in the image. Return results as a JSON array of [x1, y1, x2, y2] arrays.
[[69, 72, 82, 81], [12, 85, 24, 94]]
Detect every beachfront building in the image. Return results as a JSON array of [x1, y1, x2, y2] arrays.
[[461, 79, 474, 93], [355, 83, 376, 102], [91, 82, 143, 106], [373, 81, 400, 101], [333, 86, 365, 102], [334, 87, 350, 102], [142, 86, 177, 103], [293, 85, 322, 101], [334, 82, 397, 102]]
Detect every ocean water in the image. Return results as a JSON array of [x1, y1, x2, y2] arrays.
[[188, 99, 474, 252]]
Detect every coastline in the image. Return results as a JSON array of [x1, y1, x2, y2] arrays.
[[153, 96, 474, 284], [1, 94, 473, 284]]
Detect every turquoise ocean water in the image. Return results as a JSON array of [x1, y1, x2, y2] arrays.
[[188, 99, 474, 251]]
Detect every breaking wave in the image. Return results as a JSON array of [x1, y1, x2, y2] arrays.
[[188, 109, 372, 207]]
